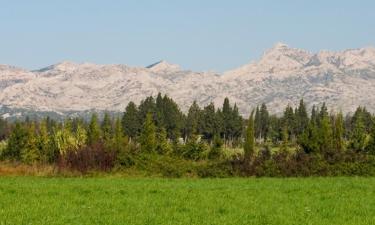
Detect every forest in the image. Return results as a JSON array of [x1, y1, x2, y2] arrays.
[[0, 93, 375, 177]]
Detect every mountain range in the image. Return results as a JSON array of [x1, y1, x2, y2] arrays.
[[0, 43, 374, 119]]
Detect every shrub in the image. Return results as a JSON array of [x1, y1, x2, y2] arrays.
[[58, 142, 116, 173]]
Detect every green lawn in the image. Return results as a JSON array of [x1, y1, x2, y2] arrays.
[[0, 177, 374, 225]]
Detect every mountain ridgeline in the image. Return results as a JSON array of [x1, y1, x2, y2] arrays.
[[0, 43, 374, 119]]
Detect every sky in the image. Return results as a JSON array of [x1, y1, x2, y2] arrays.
[[0, 0, 374, 72]]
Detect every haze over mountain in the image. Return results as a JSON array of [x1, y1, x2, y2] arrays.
[[0, 43, 374, 118]]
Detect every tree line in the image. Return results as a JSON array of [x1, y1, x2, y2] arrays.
[[0, 93, 375, 176]]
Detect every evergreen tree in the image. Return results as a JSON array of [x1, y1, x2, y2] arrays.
[[222, 97, 233, 142], [318, 103, 328, 124], [87, 113, 101, 145], [4, 122, 28, 160], [298, 121, 320, 154], [21, 122, 39, 163], [101, 112, 113, 143], [155, 93, 165, 128], [138, 96, 156, 122], [122, 101, 141, 139], [283, 105, 295, 141], [199, 103, 220, 140], [112, 117, 127, 153], [332, 112, 345, 152], [140, 113, 157, 152], [295, 99, 309, 136], [244, 111, 255, 161], [259, 103, 269, 141], [232, 104, 244, 141], [254, 106, 261, 139], [349, 113, 366, 152], [185, 101, 201, 139], [36, 119, 50, 163], [156, 127, 172, 154], [318, 115, 333, 153], [160, 95, 183, 140]]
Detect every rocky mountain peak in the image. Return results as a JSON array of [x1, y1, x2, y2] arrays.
[[146, 60, 181, 73]]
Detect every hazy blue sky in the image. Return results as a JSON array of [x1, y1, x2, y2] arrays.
[[0, 0, 374, 72]]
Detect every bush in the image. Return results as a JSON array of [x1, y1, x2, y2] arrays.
[[58, 142, 116, 173], [182, 136, 210, 161]]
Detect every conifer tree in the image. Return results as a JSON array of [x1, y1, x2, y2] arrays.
[[254, 106, 261, 139], [259, 103, 269, 141], [349, 113, 366, 152], [298, 121, 320, 154], [4, 122, 28, 160], [122, 101, 141, 139], [87, 113, 101, 145], [21, 122, 39, 163], [296, 99, 309, 136], [318, 115, 333, 153], [140, 113, 157, 152], [222, 97, 233, 143], [186, 101, 201, 139], [101, 112, 113, 143], [112, 117, 127, 153], [244, 111, 255, 161], [283, 105, 295, 141], [333, 112, 345, 152], [199, 103, 219, 140], [232, 104, 244, 141], [156, 127, 172, 154], [37, 119, 50, 163]]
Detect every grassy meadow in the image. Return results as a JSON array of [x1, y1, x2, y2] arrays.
[[0, 177, 374, 225]]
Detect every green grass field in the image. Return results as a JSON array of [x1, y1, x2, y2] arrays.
[[0, 177, 374, 225]]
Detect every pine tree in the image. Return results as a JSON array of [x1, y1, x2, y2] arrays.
[[222, 97, 233, 143], [122, 101, 141, 139], [101, 112, 113, 143], [199, 103, 219, 140], [318, 115, 333, 153], [156, 127, 172, 154], [283, 105, 295, 141], [37, 119, 50, 163], [140, 113, 157, 152], [254, 106, 261, 139], [296, 99, 309, 136], [349, 113, 366, 152], [160, 95, 183, 141], [232, 104, 244, 141], [155, 93, 165, 128], [298, 121, 320, 154], [87, 113, 101, 145], [186, 101, 201, 139], [21, 122, 39, 163], [112, 117, 127, 153], [259, 103, 269, 141], [332, 112, 345, 152], [244, 111, 255, 161], [4, 122, 28, 160]]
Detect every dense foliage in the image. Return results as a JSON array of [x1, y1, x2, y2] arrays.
[[1, 93, 375, 177]]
